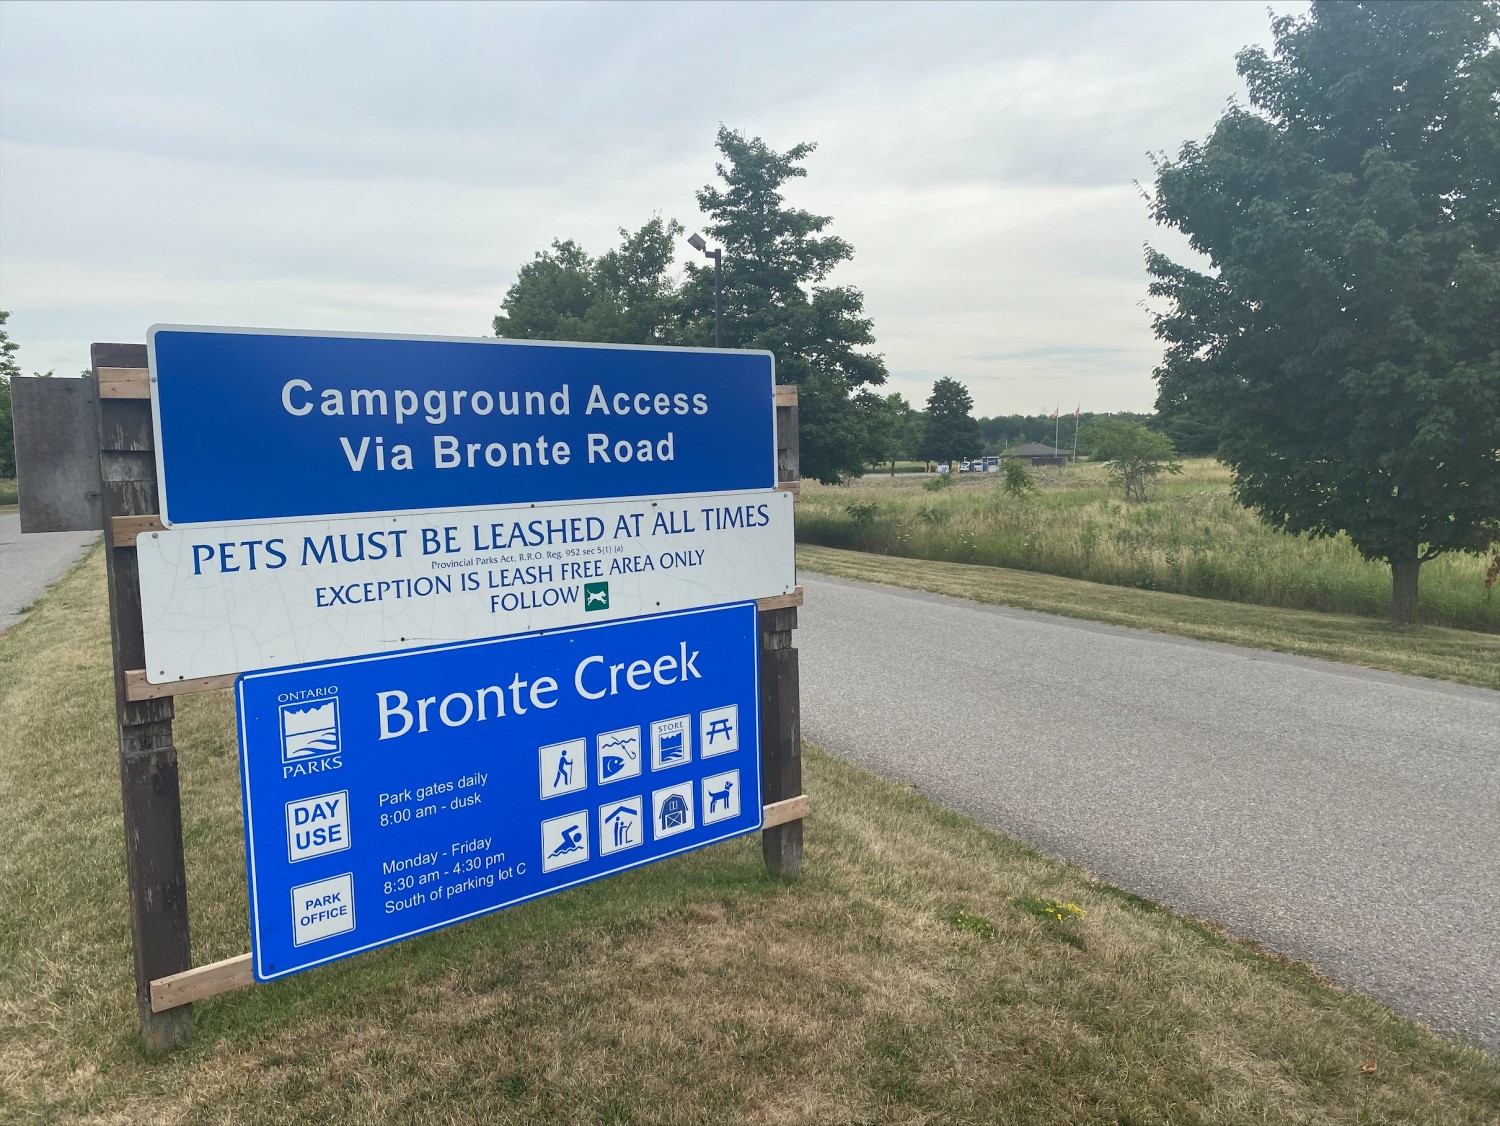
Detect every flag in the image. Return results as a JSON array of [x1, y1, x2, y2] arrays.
[[1074, 404, 1081, 420], [1049, 406, 1058, 421]]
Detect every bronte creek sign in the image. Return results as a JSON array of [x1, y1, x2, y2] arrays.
[[10, 330, 805, 1051], [241, 604, 761, 981]]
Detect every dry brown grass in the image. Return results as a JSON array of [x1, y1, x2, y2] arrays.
[[2, 549, 1497, 1124]]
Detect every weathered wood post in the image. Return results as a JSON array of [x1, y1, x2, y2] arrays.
[[760, 387, 802, 878], [92, 343, 195, 1052]]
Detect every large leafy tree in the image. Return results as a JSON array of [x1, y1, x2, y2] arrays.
[[493, 217, 687, 346], [693, 127, 887, 482], [920, 377, 983, 467], [493, 129, 887, 483], [1147, 0, 1500, 626]]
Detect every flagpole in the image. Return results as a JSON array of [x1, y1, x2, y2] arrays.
[[1054, 406, 1059, 453], [1072, 405, 1079, 464]]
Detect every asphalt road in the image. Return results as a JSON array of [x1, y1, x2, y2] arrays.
[[0, 512, 99, 634], [796, 573, 1500, 1054]]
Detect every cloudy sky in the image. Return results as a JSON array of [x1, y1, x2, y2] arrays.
[[0, 0, 1302, 416]]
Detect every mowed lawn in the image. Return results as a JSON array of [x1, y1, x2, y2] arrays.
[[2, 550, 1497, 1124]]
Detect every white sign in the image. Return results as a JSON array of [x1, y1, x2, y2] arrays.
[[137, 490, 794, 682]]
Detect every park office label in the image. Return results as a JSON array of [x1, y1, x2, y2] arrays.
[[147, 326, 776, 525]]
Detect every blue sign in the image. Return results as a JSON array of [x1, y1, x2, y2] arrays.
[[149, 326, 777, 525], [235, 602, 761, 981]]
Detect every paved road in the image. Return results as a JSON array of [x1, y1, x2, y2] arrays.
[[0, 513, 99, 634], [797, 574, 1500, 1053]]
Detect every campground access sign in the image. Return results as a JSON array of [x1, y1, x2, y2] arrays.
[[147, 326, 776, 524]]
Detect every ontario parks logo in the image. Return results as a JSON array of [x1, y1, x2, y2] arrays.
[[584, 581, 610, 612], [280, 693, 342, 776]]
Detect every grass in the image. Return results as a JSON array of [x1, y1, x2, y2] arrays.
[[798, 545, 1500, 692], [800, 461, 1499, 633], [0, 476, 18, 508], [2, 548, 1497, 1124]]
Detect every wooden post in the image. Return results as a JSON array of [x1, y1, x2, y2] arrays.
[[93, 343, 195, 1052], [760, 388, 802, 878]]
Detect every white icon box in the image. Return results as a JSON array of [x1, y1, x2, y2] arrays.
[[598, 797, 644, 856], [539, 738, 587, 799], [650, 716, 692, 771], [701, 770, 741, 825], [699, 705, 739, 758], [285, 790, 351, 863], [291, 872, 355, 946], [652, 781, 695, 840], [597, 725, 642, 784], [280, 697, 340, 765], [540, 812, 590, 872]]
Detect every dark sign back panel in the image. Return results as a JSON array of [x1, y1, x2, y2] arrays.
[[150, 327, 776, 525], [236, 603, 762, 981]]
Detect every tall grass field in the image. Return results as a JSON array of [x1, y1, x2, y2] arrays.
[[798, 461, 1499, 633]]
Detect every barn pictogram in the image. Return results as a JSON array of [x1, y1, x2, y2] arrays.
[[659, 793, 689, 830]]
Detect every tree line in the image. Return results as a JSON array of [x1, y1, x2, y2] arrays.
[[854, 392, 1172, 474]]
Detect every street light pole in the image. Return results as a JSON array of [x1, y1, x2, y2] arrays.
[[711, 247, 722, 348], [688, 233, 723, 348]]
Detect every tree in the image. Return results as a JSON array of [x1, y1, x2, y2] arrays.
[[492, 129, 887, 483], [694, 127, 887, 482], [899, 404, 927, 471], [920, 378, 982, 467], [1001, 459, 1036, 497], [1152, 403, 1222, 457], [492, 239, 595, 341], [0, 311, 21, 479], [857, 391, 918, 475], [493, 217, 687, 346], [1147, 1, 1500, 626], [1083, 417, 1182, 503]]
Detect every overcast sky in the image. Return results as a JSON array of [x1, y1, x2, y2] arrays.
[[0, 0, 1303, 416]]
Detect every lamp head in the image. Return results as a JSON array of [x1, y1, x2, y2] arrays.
[[687, 232, 707, 253]]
